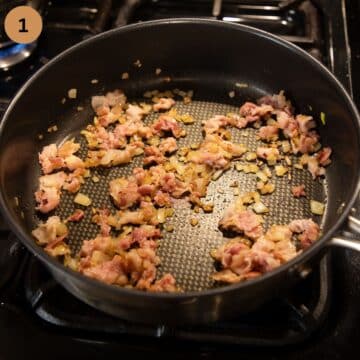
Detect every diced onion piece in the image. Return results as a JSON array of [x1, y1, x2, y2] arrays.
[[256, 171, 268, 183], [282, 140, 291, 153], [253, 202, 269, 214], [275, 165, 288, 177], [212, 169, 224, 180], [204, 204, 214, 213], [245, 152, 257, 161], [165, 224, 174, 232], [74, 193, 92, 206], [257, 182, 275, 195], [68, 88, 77, 99], [92, 176, 100, 183], [310, 200, 325, 215]]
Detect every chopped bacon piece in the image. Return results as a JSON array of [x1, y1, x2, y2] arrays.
[[202, 115, 233, 134], [302, 156, 326, 179], [160, 172, 189, 198], [86, 142, 143, 167], [91, 96, 109, 112], [83, 255, 128, 285], [265, 225, 292, 243], [158, 137, 177, 154], [296, 114, 316, 134], [151, 115, 184, 138], [118, 225, 160, 251], [292, 184, 306, 198], [239, 102, 273, 122], [63, 168, 85, 193], [35, 172, 67, 213], [153, 191, 172, 207], [138, 184, 156, 196], [149, 274, 177, 292], [114, 202, 159, 227], [109, 178, 140, 209], [39, 140, 84, 175], [92, 209, 112, 236], [67, 209, 85, 222], [132, 167, 146, 185], [32, 216, 68, 246], [153, 97, 175, 111], [258, 125, 279, 141], [316, 147, 332, 166], [126, 104, 145, 123], [257, 91, 293, 114], [256, 146, 280, 163], [289, 219, 320, 249], [292, 132, 319, 154], [219, 208, 263, 239], [82, 125, 126, 150], [143, 146, 166, 166], [39, 144, 64, 174], [105, 89, 127, 107]]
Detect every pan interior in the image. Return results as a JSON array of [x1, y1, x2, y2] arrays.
[[33, 99, 327, 292]]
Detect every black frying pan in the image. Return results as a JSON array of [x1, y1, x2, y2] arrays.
[[1, 19, 360, 325]]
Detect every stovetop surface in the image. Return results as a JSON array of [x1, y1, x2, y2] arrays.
[[1, 0, 360, 358]]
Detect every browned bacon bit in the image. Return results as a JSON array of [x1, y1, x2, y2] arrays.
[[258, 125, 279, 141], [109, 177, 141, 209], [316, 147, 332, 166], [126, 104, 146, 123], [257, 91, 293, 114], [143, 146, 166, 166], [67, 209, 85, 222], [256, 146, 280, 165], [154, 191, 172, 207], [149, 274, 177, 292], [110, 201, 159, 228], [212, 222, 304, 284], [158, 137, 177, 154], [202, 115, 233, 134], [153, 97, 176, 112], [39, 140, 84, 174], [292, 184, 306, 198], [239, 102, 273, 123], [219, 208, 263, 240], [32, 216, 70, 257], [82, 255, 128, 286], [63, 168, 86, 193], [92, 209, 112, 236], [78, 233, 177, 291], [289, 219, 320, 249], [151, 115, 184, 138], [296, 114, 316, 134], [119, 225, 161, 251], [35, 172, 67, 213], [81, 125, 126, 150], [85, 142, 143, 167]]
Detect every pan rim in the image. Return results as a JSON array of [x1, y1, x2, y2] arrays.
[[1, 17, 360, 301]]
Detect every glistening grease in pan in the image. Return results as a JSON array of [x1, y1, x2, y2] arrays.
[[32, 89, 331, 292]]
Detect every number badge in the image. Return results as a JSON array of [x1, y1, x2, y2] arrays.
[[4, 6, 43, 44]]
